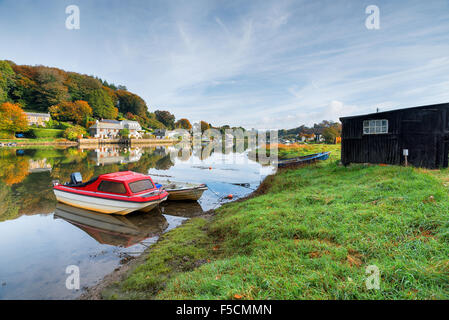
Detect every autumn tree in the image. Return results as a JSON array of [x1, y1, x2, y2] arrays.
[[174, 118, 192, 130], [200, 121, 210, 132], [49, 100, 93, 125], [0, 102, 29, 137], [33, 67, 69, 111], [321, 122, 342, 143], [116, 90, 147, 118], [155, 110, 175, 129]]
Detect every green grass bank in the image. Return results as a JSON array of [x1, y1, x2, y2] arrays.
[[100, 144, 449, 300]]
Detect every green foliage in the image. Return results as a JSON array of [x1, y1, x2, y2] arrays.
[[30, 128, 64, 138], [87, 88, 118, 119], [58, 121, 73, 130], [147, 113, 166, 129], [33, 67, 70, 111], [0, 60, 15, 103], [119, 128, 130, 137], [0, 130, 14, 139], [155, 110, 175, 129], [63, 125, 87, 141], [1, 60, 179, 132], [116, 90, 147, 119]]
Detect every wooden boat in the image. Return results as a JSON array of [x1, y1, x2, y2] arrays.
[[53, 171, 169, 215], [277, 151, 331, 167], [54, 203, 168, 247], [155, 180, 208, 201]]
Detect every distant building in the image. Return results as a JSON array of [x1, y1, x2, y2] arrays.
[[25, 112, 50, 126], [298, 133, 316, 142], [88, 120, 144, 138], [121, 120, 143, 138], [153, 129, 166, 139]]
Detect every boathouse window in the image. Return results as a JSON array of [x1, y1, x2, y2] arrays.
[[98, 181, 127, 194], [129, 179, 154, 193], [363, 120, 388, 134]]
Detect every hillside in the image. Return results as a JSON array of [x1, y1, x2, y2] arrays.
[[0, 60, 165, 129]]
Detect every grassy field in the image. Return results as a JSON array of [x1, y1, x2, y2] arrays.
[[101, 144, 449, 300], [0, 137, 74, 145]]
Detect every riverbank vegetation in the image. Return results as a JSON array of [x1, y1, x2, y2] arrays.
[[100, 144, 449, 300]]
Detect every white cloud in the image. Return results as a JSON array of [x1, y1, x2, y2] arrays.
[[0, 0, 449, 130]]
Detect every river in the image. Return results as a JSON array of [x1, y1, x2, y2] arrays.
[[0, 144, 275, 299]]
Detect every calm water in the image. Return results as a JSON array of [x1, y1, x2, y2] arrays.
[[0, 144, 274, 299]]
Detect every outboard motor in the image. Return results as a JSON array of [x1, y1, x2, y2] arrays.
[[70, 172, 83, 185]]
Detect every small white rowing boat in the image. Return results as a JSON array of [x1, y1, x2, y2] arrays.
[[156, 180, 208, 201]]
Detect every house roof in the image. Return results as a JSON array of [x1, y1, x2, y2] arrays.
[[339, 102, 449, 121], [25, 112, 50, 117], [89, 121, 122, 129]]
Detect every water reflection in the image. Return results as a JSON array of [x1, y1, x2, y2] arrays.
[[0, 142, 259, 222], [54, 203, 169, 247], [0, 143, 273, 299]]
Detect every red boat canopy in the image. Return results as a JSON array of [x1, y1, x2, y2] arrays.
[[100, 171, 150, 183]]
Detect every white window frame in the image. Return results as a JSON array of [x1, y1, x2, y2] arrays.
[[363, 119, 388, 134]]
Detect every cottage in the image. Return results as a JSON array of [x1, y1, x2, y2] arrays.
[[25, 112, 50, 126], [88, 120, 122, 138], [88, 120, 144, 139], [121, 120, 143, 138], [340, 102, 449, 169]]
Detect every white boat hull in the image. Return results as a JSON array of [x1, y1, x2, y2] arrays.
[[166, 188, 207, 201], [156, 180, 208, 201], [54, 189, 167, 215]]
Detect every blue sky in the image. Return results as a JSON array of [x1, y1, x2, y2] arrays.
[[1, 0, 449, 129]]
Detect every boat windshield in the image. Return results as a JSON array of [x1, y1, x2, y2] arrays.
[[129, 179, 155, 193], [98, 181, 127, 194]]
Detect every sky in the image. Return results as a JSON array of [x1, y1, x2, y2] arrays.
[[1, 0, 449, 129]]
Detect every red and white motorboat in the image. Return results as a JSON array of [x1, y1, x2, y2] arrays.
[[53, 171, 169, 215]]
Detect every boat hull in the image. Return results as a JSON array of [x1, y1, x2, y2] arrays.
[[166, 187, 208, 201], [54, 189, 167, 215], [277, 151, 331, 167]]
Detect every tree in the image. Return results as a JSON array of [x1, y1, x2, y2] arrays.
[[0, 60, 15, 103], [87, 88, 118, 119], [119, 128, 130, 138], [0, 102, 29, 136], [63, 125, 87, 141], [49, 100, 92, 125], [174, 118, 192, 130], [33, 67, 69, 111], [155, 110, 175, 129], [200, 121, 210, 132], [115, 90, 147, 118], [322, 123, 342, 143]]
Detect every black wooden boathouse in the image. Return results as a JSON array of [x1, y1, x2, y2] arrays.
[[339, 102, 449, 169]]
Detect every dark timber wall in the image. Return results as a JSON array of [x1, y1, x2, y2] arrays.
[[340, 102, 449, 169]]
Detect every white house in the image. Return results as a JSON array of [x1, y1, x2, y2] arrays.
[[89, 120, 144, 138]]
